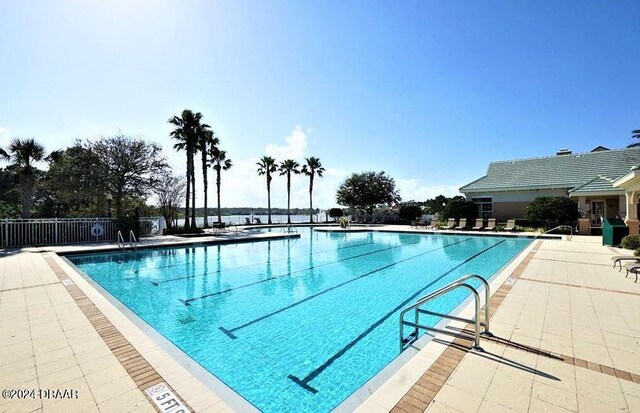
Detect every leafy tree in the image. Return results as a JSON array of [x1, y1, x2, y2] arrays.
[[169, 109, 210, 229], [524, 196, 579, 229], [629, 129, 640, 147], [257, 156, 277, 224], [399, 204, 423, 220], [278, 159, 300, 224], [44, 142, 105, 217], [424, 195, 451, 215], [441, 198, 478, 221], [197, 129, 218, 227], [90, 134, 167, 217], [328, 208, 344, 220], [209, 147, 232, 225], [4, 138, 47, 218], [335, 171, 401, 214], [155, 171, 185, 231], [301, 157, 325, 223]]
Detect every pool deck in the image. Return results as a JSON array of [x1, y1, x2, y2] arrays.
[[1, 227, 638, 412]]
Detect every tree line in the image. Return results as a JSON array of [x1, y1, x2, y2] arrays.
[[0, 109, 328, 231]]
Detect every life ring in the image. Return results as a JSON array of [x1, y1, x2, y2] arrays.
[[91, 223, 104, 237]]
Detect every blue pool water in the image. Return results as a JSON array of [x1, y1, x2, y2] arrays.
[[67, 229, 530, 412]]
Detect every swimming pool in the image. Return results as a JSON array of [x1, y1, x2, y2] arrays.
[[66, 229, 531, 412]]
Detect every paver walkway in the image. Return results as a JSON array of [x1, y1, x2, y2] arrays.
[[363, 236, 640, 413]]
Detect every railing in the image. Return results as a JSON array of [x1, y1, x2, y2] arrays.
[[285, 225, 298, 234], [117, 230, 126, 251], [399, 274, 491, 352], [0, 217, 164, 249], [129, 230, 138, 251], [536, 225, 573, 240], [1, 218, 117, 248]]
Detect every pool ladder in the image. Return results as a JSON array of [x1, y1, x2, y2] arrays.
[[399, 274, 492, 353], [116, 230, 138, 251], [535, 225, 573, 240]]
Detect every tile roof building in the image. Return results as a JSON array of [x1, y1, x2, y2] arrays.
[[460, 146, 640, 233]]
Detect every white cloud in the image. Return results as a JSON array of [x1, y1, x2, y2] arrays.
[[0, 126, 9, 140], [396, 178, 462, 202], [264, 126, 308, 160]]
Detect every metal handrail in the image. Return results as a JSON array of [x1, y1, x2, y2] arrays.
[[399, 274, 491, 352], [285, 224, 298, 233], [117, 230, 125, 251], [536, 225, 573, 240], [129, 230, 138, 251]]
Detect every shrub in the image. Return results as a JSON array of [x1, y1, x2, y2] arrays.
[[523, 197, 579, 229], [621, 234, 640, 250], [635, 248, 640, 257], [399, 205, 423, 220], [442, 199, 478, 221], [328, 208, 344, 220]]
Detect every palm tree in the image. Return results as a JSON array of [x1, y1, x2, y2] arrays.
[[0, 147, 9, 161], [278, 159, 300, 224], [209, 147, 232, 225], [301, 157, 325, 223], [257, 156, 277, 224], [197, 129, 218, 227], [630, 129, 640, 147], [5, 138, 46, 218], [169, 109, 210, 229]]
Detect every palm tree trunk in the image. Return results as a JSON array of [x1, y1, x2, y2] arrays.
[[17, 173, 35, 218], [287, 174, 291, 224], [216, 170, 222, 224], [184, 155, 191, 229], [267, 175, 272, 224], [190, 152, 197, 228], [309, 176, 314, 223], [202, 150, 209, 228]]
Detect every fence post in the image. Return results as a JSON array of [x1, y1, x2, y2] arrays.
[[3, 219, 7, 249], [55, 218, 59, 244]]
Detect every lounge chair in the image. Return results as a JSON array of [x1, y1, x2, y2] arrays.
[[212, 222, 227, 235], [442, 218, 456, 230], [245, 217, 251, 225], [611, 255, 639, 270], [254, 217, 262, 224], [622, 262, 640, 282], [429, 218, 439, 230], [472, 219, 484, 231], [456, 218, 467, 230], [485, 218, 496, 231], [504, 219, 516, 232]]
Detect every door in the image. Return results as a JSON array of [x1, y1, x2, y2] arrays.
[[591, 200, 605, 226]]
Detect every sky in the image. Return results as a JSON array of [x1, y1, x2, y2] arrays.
[[1, 0, 639, 210]]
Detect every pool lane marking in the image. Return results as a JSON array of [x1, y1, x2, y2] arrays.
[[287, 239, 507, 394], [153, 240, 376, 286], [217, 238, 473, 339], [179, 237, 432, 305]]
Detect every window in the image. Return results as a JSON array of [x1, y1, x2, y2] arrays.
[[471, 197, 493, 218]]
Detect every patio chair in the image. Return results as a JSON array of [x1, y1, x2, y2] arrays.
[[611, 255, 639, 270], [442, 218, 456, 230], [485, 218, 496, 231], [622, 262, 640, 282], [504, 219, 516, 232], [254, 217, 262, 224], [245, 217, 251, 225], [429, 218, 439, 230], [212, 222, 227, 235], [456, 218, 467, 230], [472, 218, 484, 231]]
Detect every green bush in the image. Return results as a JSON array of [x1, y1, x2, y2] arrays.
[[523, 197, 579, 230], [442, 199, 478, 221], [634, 248, 640, 257], [328, 208, 344, 220], [621, 234, 640, 250], [399, 204, 423, 220]]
